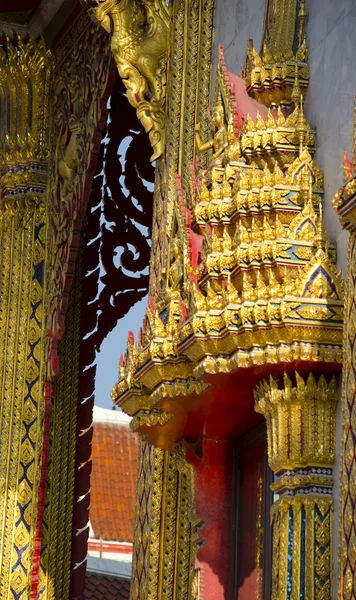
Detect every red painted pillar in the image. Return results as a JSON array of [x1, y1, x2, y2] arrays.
[[187, 439, 234, 600]]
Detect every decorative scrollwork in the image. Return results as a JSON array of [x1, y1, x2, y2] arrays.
[[84, 73, 154, 351]]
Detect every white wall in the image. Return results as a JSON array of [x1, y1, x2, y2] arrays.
[[213, 0, 265, 73], [306, 0, 356, 275]]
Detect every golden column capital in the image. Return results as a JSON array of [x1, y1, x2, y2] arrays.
[[0, 35, 52, 207], [255, 371, 338, 600], [255, 372, 338, 473]]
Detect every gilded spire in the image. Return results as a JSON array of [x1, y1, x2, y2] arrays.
[[297, 95, 308, 156], [292, 62, 301, 104], [316, 198, 324, 249], [298, 0, 307, 48]]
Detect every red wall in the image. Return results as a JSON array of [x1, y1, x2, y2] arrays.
[[236, 443, 265, 600], [187, 439, 234, 600]]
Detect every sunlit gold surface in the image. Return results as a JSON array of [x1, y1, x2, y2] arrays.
[[130, 440, 202, 600], [0, 35, 52, 598], [111, 2, 344, 598], [0, 15, 112, 597], [39, 16, 112, 599], [244, 0, 308, 108], [89, 0, 170, 161], [255, 372, 338, 472], [114, 49, 343, 434], [255, 372, 336, 599]]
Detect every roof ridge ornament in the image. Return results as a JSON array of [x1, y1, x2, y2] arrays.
[[86, 0, 170, 161]]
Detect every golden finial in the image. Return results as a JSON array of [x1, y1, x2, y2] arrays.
[[297, 95, 308, 157], [308, 174, 313, 205], [211, 227, 221, 252], [299, 166, 310, 205], [298, 0, 307, 47], [316, 198, 323, 249], [292, 62, 301, 105], [215, 94, 224, 118], [222, 227, 233, 252]]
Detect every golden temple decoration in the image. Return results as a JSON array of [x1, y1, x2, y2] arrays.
[[39, 242, 83, 600], [82, 3, 215, 597], [255, 372, 337, 600], [130, 440, 202, 600], [244, 0, 308, 109], [332, 100, 356, 599], [0, 36, 52, 164], [0, 18, 112, 599], [195, 97, 228, 165], [88, 0, 170, 161], [45, 16, 112, 381], [0, 35, 52, 599], [113, 45, 343, 436], [150, 0, 214, 297], [255, 372, 338, 472], [112, 1, 344, 594]]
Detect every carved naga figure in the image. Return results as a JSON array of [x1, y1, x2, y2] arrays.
[[90, 0, 169, 161]]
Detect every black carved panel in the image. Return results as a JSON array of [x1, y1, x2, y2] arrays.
[[84, 74, 154, 351]]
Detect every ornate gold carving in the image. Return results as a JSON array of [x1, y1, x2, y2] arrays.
[[0, 35, 52, 598], [244, 0, 308, 107], [130, 440, 201, 600], [130, 409, 172, 431], [0, 17, 111, 597], [337, 239, 356, 598], [255, 471, 264, 600], [0, 36, 52, 163], [39, 241, 83, 600], [46, 16, 111, 383], [333, 103, 356, 598], [89, 0, 170, 161], [270, 496, 333, 600], [195, 96, 228, 164], [254, 372, 338, 473], [40, 15, 112, 599], [101, 1, 345, 596], [255, 372, 336, 600], [0, 197, 48, 599], [114, 102, 343, 425]]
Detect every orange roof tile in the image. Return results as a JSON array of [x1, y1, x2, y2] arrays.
[[84, 574, 130, 599], [90, 416, 138, 542]]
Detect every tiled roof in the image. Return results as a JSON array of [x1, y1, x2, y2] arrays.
[[84, 573, 130, 599], [90, 410, 138, 541]]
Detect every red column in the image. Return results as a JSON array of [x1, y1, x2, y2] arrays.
[[187, 438, 234, 600]]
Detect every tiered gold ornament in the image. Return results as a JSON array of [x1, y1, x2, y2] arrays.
[[113, 49, 343, 430], [113, 14, 343, 597]]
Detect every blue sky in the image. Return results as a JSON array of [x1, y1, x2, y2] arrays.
[[94, 297, 147, 409]]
